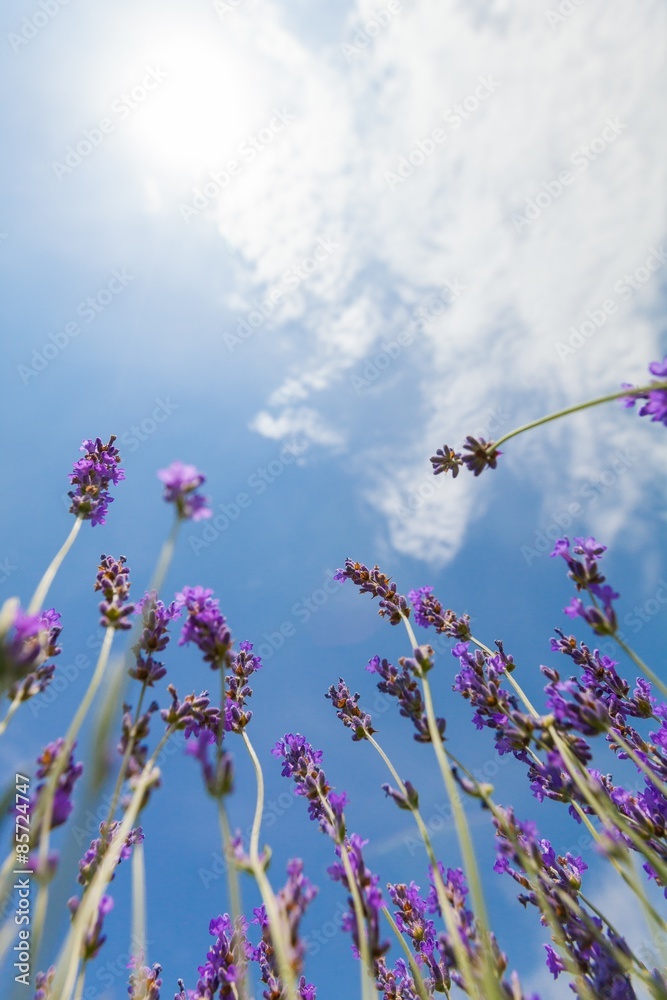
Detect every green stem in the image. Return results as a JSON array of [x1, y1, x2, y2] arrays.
[[0, 689, 24, 738], [241, 729, 298, 1000], [131, 839, 147, 964], [102, 683, 148, 834], [28, 516, 83, 614], [613, 633, 667, 700], [488, 381, 667, 453], [365, 733, 479, 995], [148, 517, 181, 594], [32, 626, 115, 964]]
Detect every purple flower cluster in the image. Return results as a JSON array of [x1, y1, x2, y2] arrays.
[[187, 914, 251, 999], [334, 559, 410, 625], [157, 461, 212, 522], [34, 968, 55, 999], [551, 537, 619, 635], [68, 435, 125, 525], [1, 605, 61, 701], [325, 678, 376, 741], [161, 684, 221, 740], [387, 880, 449, 992], [252, 859, 318, 999], [127, 959, 162, 1000], [131, 592, 180, 686], [95, 555, 135, 630], [493, 807, 642, 998], [272, 734, 346, 839], [77, 822, 144, 887], [375, 958, 419, 1000], [175, 587, 232, 670], [67, 893, 114, 962], [186, 731, 234, 799], [430, 436, 502, 478], [118, 700, 160, 795], [408, 586, 471, 640], [31, 739, 83, 829], [368, 650, 445, 743], [328, 833, 388, 964], [622, 356, 667, 427], [225, 641, 262, 733]]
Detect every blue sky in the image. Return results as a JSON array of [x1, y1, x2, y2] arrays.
[[1, 0, 667, 997]]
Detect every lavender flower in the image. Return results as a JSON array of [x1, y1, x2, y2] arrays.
[[127, 959, 163, 1000], [68, 435, 125, 525], [334, 560, 410, 625], [493, 807, 638, 998], [175, 587, 232, 669], [78, 822, 144, 887], [375, 958, 420, 999], [68, 893, 114, 962], [225, 641, 262, 733], [388, 880, 448, 991], [1, 604, 61, 699], [131, 593, 180, 686], [430, 444, 464, 478], [408, 586, 471, 640], [430, 437, 501, 478], [161, 684, 221, 739], [118, 701, 160, 794], [186, 914, 251, 999], [551, 537, 618, 635], [34, 967, 55, 1000], [367, 650, 445, 743], [95, 555, 135, 630], [157, 461, 212, 521], [186, 730, 234, 799], [622, 356, 667, 427], [30, 738, 83, 829], [272, 734, 346, 839], [252, 859, 318, 998], [325, 678, 376, 741], [328, 833, 388, 963]]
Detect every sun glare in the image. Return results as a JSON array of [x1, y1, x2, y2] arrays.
[[120, 30, 264, 179]]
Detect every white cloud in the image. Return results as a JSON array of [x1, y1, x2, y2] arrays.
[[204, 0, 667, 565]]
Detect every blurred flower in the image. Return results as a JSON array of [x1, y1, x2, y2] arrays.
[[131, 593, 180, 686], [127, 958, 162, 1000], [0, 603, 61, 698], [328, 833, 388, 964], [622, 356, 667, 427], [157, 461, 212, 521], [30, 738, 83, 829], [67, 893, 114, 962], [175, 587, 232, 670]]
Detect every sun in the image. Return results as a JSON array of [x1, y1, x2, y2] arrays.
[[117, 27, 265, 180]]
